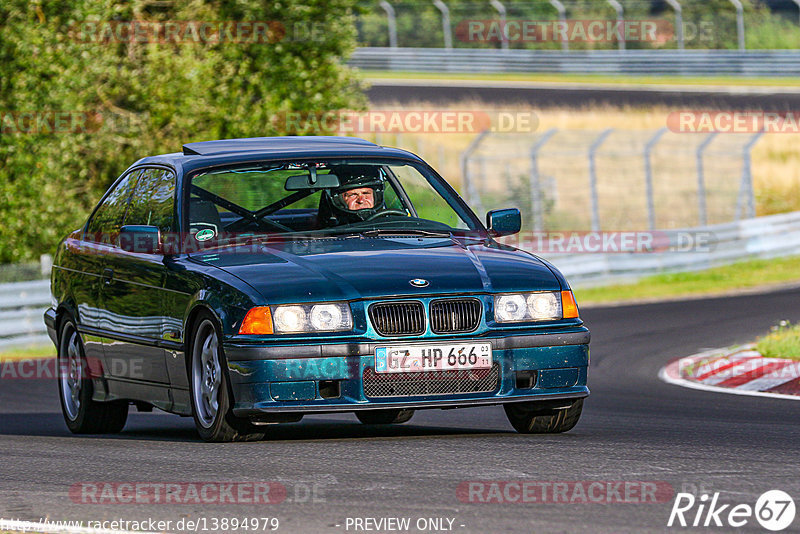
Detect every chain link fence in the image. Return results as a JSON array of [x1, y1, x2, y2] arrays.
[[458, 128, 763, 232]]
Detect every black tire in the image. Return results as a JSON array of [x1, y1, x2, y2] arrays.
[[57, 316, 128, 434], [355, 409, 415, 425], [504, 398, 584, 434], [188, 312, 265, 442]]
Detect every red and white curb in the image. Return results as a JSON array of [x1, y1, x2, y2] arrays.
[[659, 344, 800, 400]]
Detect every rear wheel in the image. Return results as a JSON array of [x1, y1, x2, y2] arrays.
[[504, 398, 584, 434], [355, 409, 415, 425], [189, 313, 264, 442], [57, 317, 128, 434]]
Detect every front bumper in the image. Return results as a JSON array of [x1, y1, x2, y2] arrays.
[[226, 329, 590, 417]]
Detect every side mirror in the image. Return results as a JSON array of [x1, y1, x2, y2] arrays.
[[486, 208, 521, 237], [119, 225, 162, 254]]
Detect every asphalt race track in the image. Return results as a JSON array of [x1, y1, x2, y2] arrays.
[[367, 80, 800, 110], [2, 287, 800, 533]]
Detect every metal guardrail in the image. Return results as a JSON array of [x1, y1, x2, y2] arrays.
[[350, 48, 800, 76], [0, 279, 52, 349], [535, 211, 800, 287], [1, 210, 799, 348]]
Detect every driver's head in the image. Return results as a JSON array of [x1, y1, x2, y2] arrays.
[[318, 165, 385, 226], [340, 187, 375, 211]]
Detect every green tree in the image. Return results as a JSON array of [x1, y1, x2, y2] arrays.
[[0, 0, 366, 263]]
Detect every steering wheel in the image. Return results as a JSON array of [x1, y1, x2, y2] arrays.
[[365, 210, 408, 221]]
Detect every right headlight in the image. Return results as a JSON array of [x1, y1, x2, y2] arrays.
[[238, 302, 353, 335], [494, 291, 579, 323]]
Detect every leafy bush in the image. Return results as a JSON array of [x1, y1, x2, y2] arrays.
[[0, 0, 366, 263]]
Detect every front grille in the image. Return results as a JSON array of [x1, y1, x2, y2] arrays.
[[363, 364, 500, 398], [369, 301, 425, 336], [429, 298, 482, 334]]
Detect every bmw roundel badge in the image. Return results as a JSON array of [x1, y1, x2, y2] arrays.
[[410, 278, 429, 287]]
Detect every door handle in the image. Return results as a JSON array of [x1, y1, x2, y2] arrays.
[[102, 268, 114, 285]]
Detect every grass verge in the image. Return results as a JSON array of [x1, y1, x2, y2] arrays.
[[0, 343, 54, 362], [574, 255, 800, 305], [363, 70, 800, 88], [757, 322, 800, 361]]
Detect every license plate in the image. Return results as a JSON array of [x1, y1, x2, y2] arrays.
[[374, 342, 492, 374]]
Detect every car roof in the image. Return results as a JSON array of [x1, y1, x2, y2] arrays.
[[129, 136, 423, 174]]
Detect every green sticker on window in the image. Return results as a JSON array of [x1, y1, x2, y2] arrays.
[[195, 229, 215, 241]]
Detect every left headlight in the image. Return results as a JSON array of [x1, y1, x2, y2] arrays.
[[239, 302, 353, 335], [494, 291, 579, 323]]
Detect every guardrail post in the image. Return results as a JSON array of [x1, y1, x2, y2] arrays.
[[736, 131, 763, 220], [729, 0, 746, 51], [40, 254, 53, 279], [665, 0, 684, 50], [644, 128, 667, 231], [548, 0, 569, 51], [607, 0, 625, 51], [695, 132, 717, 227], [489, 0, 508, 50], [379, 1, 399, 48], [432, 0, 453, 49], [588, 129, 613, 231], [460, 130, 490, 213], [529, 128, 558, 232]]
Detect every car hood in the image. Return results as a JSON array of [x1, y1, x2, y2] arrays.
[[193, 237, 561, 304]]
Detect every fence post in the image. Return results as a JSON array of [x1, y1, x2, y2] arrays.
[[548, 0, 569, 51], [729, 0, 746, 51], [379, 1, 399, 48], [607, 0, 625, 51], [529, 128, 558, 232], [460, 130, 490, 213], [736, 131, 763, 220], [644, 128, 667, 231], [489, 0, 508, 50], [665, 0, 684, 50], [588, 129, 613, 231], [432, 0, 453, 49], [695, 132, 717, 227]]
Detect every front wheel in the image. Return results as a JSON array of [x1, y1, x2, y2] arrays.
[[355, 409, 415, 425], [504, 399, 584, 434], [189, 313, 264, 442], [57, 316, 128, 434]]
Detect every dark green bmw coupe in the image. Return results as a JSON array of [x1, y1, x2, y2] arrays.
[[44, 136, 590, 442]]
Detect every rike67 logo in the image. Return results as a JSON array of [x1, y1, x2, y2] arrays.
[[668, 490, 796, 531]]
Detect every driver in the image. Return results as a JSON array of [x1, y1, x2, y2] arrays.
[[317, 165, 387, 227]]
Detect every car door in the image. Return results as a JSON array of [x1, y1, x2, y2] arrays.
[[99, 167, 176, 385], [78, 169, 142, 371]]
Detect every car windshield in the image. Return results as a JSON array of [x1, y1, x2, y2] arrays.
[[188, 159, 483, 240]]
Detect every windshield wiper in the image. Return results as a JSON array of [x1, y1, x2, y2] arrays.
[[361, 228, 452, 238]]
